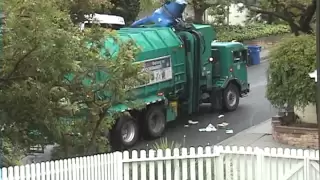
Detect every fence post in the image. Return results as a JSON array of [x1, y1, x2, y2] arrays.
[[255, 147, 264, 180], [115, 151, 123, 180]]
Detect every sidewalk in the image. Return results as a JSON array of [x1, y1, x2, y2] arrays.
[[217, 119, 296, 149]]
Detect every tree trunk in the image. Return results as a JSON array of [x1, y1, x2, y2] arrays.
[[289, 23, 300, 36], [194, 8, 205, 24], [266, 14, 274, 24]]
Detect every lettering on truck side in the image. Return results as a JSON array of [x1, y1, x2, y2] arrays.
[[135, 55, 173, 87]]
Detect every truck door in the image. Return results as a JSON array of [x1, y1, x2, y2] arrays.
[[211, 48, 220, 78], [232, 49, 248, 87]]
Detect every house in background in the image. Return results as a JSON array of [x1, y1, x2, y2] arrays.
[[184, 3, 249, 26]]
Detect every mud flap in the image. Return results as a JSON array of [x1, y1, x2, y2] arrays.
[[210, 88, 223, 112]]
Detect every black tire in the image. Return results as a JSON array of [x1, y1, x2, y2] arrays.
[[110, 115, 139, 151], [143, 105, 166, 139], [223, 83, 240, 111]]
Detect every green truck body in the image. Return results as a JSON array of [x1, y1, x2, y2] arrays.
[[100, 24, 250, 150]]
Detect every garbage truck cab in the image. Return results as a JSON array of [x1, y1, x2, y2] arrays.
[[209, 41, 250, 110]]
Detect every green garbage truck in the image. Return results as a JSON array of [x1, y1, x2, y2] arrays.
[[104, 24, 250, 150]]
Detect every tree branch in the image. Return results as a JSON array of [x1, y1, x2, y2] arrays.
[[5, 46, 38, 80], [247, 7, 290, 22]]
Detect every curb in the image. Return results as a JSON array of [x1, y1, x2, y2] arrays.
[[217, 118, 272, 145]]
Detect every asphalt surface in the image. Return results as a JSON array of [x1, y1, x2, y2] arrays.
[[132, 60, 277, 150]]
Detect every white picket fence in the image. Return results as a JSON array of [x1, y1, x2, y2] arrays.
[[1, 146, 320, 180]]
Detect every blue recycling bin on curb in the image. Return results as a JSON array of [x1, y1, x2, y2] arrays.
[[248, 45, 262, 65]]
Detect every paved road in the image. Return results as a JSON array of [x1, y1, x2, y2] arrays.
[[132, 60, 276, 150]]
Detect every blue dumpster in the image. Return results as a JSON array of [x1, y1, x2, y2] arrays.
[[248, 45, 261, 65]]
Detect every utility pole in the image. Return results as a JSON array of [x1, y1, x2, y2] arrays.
[[316, 0, 320, 172]]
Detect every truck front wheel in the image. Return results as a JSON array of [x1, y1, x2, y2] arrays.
[[223, 83, 240, 111], [143, 104, 166, 139], [110, 115, 139, 150]]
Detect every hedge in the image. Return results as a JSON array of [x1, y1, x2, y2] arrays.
[[266, 34, 316, 109], [214, 24, 290, 42]]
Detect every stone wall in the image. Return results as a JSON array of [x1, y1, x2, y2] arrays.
[[272, 117, 319, 149]]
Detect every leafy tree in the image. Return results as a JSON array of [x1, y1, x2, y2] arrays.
[[207, 1, 232, 25], [266, 35, 316, 121], [237, 0, 316, 35], [1, 0, 146, 166], [61, 0, 112, 23], [109, 0, 141, 24]]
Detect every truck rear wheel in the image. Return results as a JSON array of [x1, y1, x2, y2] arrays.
[[110, 115, 139, 150], [223, 83, 240, 111], [143, 104, 166, 139]]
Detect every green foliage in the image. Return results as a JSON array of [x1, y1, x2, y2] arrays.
[[238, 0, 316, 34], [152, 138, 181, 150], [110, 0, 141, 24], [1, 0, 147, 166], [215, 24, 290, 42], [266, 35, 316, 109], [207, 1, 232, 25]]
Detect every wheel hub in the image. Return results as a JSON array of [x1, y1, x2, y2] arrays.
[[227, 90, 236, 107], [121, 121, 136, 143], [150, 113, 164, 133]]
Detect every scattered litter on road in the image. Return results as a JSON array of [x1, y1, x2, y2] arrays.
[[184, 120, 198, 127], [217, 122, 229, 127], [188, 120, 199, 125], [199, 124, 217, 132], [218, 114, 224, 118], [226, 129, 234, 134]]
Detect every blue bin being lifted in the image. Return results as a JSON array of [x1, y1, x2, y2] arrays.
[[248, 45, 262, 65]]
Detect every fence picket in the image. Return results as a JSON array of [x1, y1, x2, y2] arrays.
[[157, 149, 164, 180], [1, 146, 319, 180], [131, 150, 138, 180], [204, 146, 211, 180], [264, 148, 271, 180], [271, 148, 277, 180], [30, 163, 36, 180], [181, 148, 188, 180], [140, 150, 147, 180], [20, 164, 25, 180], [297, 149, 304, 180], [290, 149, 298, 180], [283, 148, 291, 179], [14, 166, 20, 180], [123, 151, 130, 180], [46, 161, 51, 180], [189, 147, 196, 180], [25, 164, 31, 180], [165, 149, 172, 180], [148, 149, 156, 180], [231, 146, 238, 180], [197, 147, 204, 180], [106, 153, 111, 180], [225, 146, 232, 180], [238, 146, 246, 180], [277, 148, 284, 179], [173, 148, 180, 180], [246, 147, 253, 180]]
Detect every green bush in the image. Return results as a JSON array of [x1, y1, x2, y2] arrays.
[[266, 35, 316, 109], [215, 24, 290, 42]]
